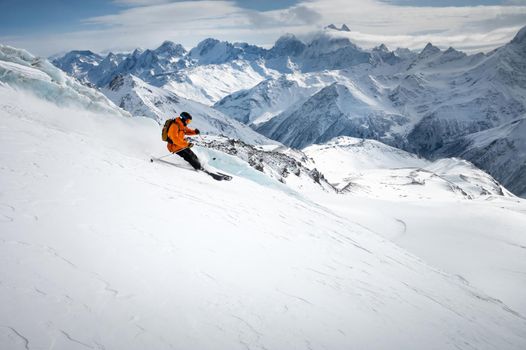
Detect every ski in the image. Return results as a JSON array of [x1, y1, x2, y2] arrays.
[[150, 157, 232, 181], [203, 170, 232, 181]]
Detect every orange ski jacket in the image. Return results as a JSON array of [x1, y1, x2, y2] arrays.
[[166, 117, 198, 153]]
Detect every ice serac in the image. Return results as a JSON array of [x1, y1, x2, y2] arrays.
[[0, 45, 129, 118], [199, 136, 336, 193]]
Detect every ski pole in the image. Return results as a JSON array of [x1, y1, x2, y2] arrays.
[[197, 135, 217, 161], [150, 146, 189, 162]]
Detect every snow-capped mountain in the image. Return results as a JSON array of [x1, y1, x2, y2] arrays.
[[52, 39, 273, 104], [257, 83, 408, 149], [162, 60, 275, 105], [51, 31, 377, 104], [213, 74, 321, 125], [3, 44, 526, 350], [254, 27, 526, 196], [438, 117, 526, 197], [51, 50, 103, 82], [257, 31, 526, 152], [86, 52, 127, 86], [101, 73, 276, 145], [51, 50, 128, 87], [405, 32, 526, 156], [96, 45, 187, 88], [188, 38, 265, 65]]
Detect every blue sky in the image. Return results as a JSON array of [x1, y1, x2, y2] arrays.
[[0, 0, 300, 35], [0, 0, 120, 35], [1, 0, 525, 55]]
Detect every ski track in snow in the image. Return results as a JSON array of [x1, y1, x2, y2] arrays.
[[0, 326, 30, 350]]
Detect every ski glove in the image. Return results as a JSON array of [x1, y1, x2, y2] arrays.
[[195, 129, 200, 134]]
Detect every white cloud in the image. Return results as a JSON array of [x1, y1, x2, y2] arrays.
[[301, 0, 526, 51], [1, 0, 525, 56]]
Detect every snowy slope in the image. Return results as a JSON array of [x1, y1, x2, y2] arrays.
[[304, 137, 526, 316], [3, 46, 526, 349], [101, 73, 277, 145], [163, 60, 275, 105], [304, 136, 427, 174], [305, 136, 512, 199]]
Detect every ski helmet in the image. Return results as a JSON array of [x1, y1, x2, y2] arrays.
[[180, 112, 192, 124]]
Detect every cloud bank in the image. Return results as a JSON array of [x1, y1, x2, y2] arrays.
[[1, 0, 525, 56]]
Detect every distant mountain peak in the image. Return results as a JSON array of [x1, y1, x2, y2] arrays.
[[70, 49, 98, 56], [419, 43, 441, 57], [374, 44, 389, 52], [159, 40, 176, 48], [270, 34, 306, 57], [155, 40, 186, 56], [511, 25, 526, 45], [275, 33, 302, 44], [131, 48, 144, 57], [326, 24, 351, 32]]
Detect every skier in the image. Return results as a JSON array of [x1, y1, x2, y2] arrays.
[[166, 112, 202, 170]]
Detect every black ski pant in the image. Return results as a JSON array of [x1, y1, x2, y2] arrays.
[[176, 148, 202, 170]]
